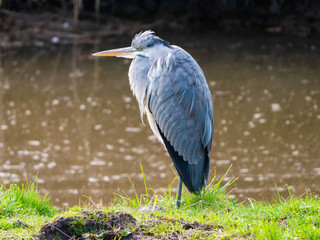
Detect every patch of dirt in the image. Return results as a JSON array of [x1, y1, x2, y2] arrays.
[[34, 210, 250, 239], [34, 210, 237, 240], [34, 211, 137, 240], [141, 215, 218, 231], [182, 220, 214, 230]]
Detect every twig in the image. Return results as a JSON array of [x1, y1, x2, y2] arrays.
[[73, 0, 81, 26], [179, 200, 204, 210], [248, 198, 254, 208], [50, 225, 73, 239]]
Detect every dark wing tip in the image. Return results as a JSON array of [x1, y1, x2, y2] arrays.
[[156, 123, 208, 193]]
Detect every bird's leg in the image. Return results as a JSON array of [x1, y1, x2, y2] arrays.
[[176, 178, 182, 208]]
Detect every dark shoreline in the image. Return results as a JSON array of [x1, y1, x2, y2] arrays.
[[1, 5, 320, 50]]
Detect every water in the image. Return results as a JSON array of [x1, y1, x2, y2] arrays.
[[0, 33, 319, 206]]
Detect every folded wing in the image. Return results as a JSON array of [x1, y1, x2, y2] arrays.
[[147, 48, 213, 193]]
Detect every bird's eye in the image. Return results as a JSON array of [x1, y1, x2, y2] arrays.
[[139, 47, 144, 51]]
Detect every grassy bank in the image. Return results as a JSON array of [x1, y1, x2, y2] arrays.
[[0, 174, 319, 239]]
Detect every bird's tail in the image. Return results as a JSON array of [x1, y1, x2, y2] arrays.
[[157, 124, 210, 193]]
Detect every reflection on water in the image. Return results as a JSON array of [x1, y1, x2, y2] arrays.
[[0, 33, 319, 206]]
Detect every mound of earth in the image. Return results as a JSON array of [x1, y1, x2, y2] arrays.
[[34, 211, 136, 240], [33, 210, 224, 239]]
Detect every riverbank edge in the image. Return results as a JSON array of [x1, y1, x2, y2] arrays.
[[0, 179, 319, 239]]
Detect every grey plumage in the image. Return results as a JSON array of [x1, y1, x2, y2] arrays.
[[93, 30, 214, 207]]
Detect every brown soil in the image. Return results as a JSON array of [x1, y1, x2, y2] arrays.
[[33, 210, 226, 240]]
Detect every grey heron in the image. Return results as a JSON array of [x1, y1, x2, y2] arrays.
[[93, 30, 213, 207]]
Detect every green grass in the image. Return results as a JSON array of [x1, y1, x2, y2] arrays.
[[0, 171, 319, 239], [0, 179, 55, 217], [108, 166, 320, 239], [0, 179, 57, 238]]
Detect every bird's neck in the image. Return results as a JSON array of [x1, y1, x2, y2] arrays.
[[128, 45, 173, 119], [128, 56, 151, 119]]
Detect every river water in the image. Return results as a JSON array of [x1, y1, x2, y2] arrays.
[[0, 32, 319, 206]]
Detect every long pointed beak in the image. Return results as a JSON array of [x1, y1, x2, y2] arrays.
[[92, 46, 138, 59]]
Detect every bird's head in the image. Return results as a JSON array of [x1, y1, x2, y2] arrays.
[[92, 30, 171, 59]]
